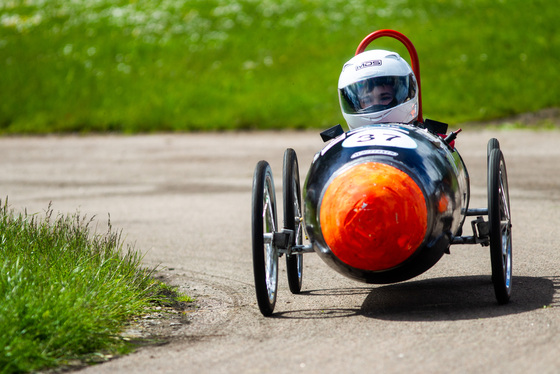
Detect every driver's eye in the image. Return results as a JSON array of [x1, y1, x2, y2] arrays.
[[380, 93, 392, 101]]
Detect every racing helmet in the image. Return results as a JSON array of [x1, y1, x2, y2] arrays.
[[338, 49, 418, 129]]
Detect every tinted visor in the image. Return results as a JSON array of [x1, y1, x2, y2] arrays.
[[339, 74, 416, 114]]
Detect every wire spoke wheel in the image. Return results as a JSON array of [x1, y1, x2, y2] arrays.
[[252, 161, 279, 316], [283, 148, 304, 294], [488, 147, 512, 304]]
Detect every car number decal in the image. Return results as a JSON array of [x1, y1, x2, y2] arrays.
[[342, 128, 417, 149]]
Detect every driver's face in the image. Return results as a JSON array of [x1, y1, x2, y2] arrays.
[[359, 84, 394, 109]]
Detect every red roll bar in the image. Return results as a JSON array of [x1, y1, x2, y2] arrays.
[[355, 30, 423, 123]]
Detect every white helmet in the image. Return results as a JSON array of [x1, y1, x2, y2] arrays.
[[338, 49, 418, 129]]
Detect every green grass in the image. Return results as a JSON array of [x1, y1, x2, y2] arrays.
[[0, 200, 184, 373], [0, 0, 559, 133]]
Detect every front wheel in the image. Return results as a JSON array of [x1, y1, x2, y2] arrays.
[[488, 148, 512, 304], [252, 161, 279, 316]]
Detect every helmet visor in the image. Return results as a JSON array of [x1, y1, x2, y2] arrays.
[[339, 74, 417, 115]]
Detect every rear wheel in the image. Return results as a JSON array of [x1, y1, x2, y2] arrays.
[[283, 149, 304, 294], [488, 148, 512, 304], [252, 161, 279, 316]]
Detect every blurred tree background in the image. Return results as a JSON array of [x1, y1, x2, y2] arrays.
[[0, 0, 558, 133]]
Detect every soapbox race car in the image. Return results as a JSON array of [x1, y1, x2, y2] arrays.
[[251, 30, 512, 316]]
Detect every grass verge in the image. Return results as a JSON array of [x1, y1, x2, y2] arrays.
[[0, 200, 190, 373]]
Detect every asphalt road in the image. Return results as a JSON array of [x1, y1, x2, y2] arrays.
[[2, 129, 560, 374]]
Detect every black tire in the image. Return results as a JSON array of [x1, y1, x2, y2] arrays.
[[252, 161, 279, 316], [283, 149, 303, 294], [486, 138, 500, 158], [488, 148, 512, 304], [487, 138, 500, 163]]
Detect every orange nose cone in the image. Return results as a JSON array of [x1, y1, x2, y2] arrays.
[[320, 162, 427, 271]]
